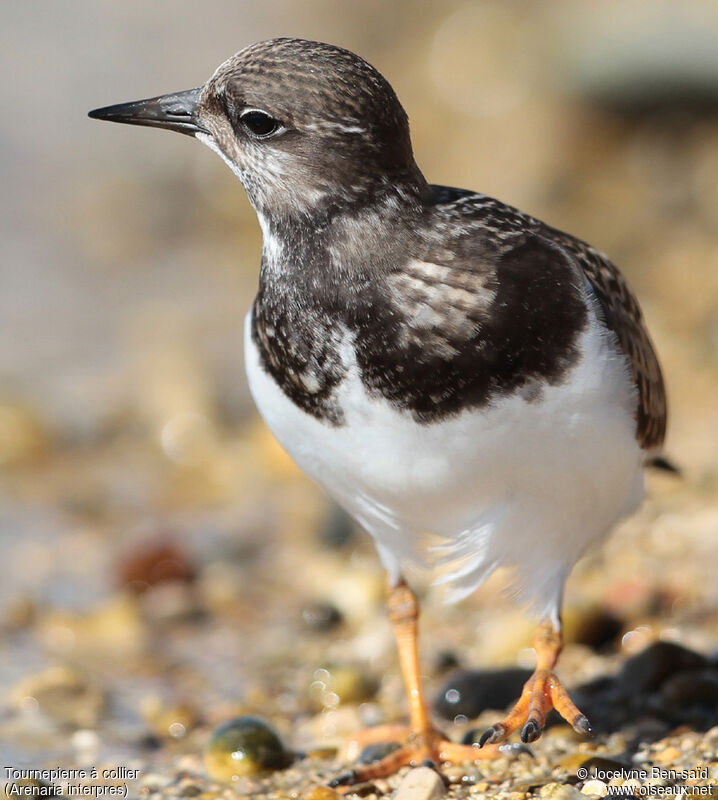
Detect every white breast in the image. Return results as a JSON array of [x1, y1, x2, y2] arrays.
[[243, 309, 644, 620]]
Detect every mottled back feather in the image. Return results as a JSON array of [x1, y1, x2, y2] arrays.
[[427, 187, 666, 450]]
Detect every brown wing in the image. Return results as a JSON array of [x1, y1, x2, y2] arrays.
[[544, 230, 667, 450], [427, 187, 667, 450]]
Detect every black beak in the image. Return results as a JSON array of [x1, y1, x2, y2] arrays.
[[88, 87, 208, 137]]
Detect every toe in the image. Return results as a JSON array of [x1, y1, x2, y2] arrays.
[[573, 714, 593, 736], [520, 719, 542, 743], [328, 770, 357, 788], [478, 725, 506, 747]]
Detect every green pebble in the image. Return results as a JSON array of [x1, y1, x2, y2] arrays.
[[204, 715, 291, 781]]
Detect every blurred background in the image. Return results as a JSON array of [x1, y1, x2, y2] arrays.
[[1, 0, 718, 793]]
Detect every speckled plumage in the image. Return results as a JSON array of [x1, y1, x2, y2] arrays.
[[248, 181, 664, 446], [89, 37, 666, 618]]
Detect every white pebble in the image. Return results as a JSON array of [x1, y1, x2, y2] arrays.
[[71, 729, 100, 752], [394, 766, 446, 800], [581, 780, 607, 796]]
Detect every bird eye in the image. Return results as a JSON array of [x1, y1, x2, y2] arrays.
[[240, 109, 281, 138]]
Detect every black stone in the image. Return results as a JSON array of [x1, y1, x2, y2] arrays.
[[616, 642, 709, 696], [357, 741, 402, 764], [433, 667, 532, 721], [659, 668, 718, 709]]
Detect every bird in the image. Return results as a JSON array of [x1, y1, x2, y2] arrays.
[[89, 37, 667, 785]]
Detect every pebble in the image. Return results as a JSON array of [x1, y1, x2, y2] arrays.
[[659, 669, 718, 709], [357, 742, 402, 764], [140, 773, 172, 792], [203, 715, 291, 781], [176, 779, 203, 797], [434, 668, 532, 720], [441, 765, 466, 784], [617, 642, 707, 696], [539, 784, 584, 800], [580, 780, 607, 796], [394, 767, 446, 800], [301, 601, 344, 633], [653, 745, 681, 765], [302, 787, 342, 800], [117, 537, 196, 594]]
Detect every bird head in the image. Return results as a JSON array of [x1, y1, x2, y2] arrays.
[[89, 38, 425, 220]]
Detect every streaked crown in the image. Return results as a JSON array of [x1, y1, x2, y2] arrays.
[[198, 38, 422, 213]]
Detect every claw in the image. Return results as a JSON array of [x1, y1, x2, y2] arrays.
[[478, 726, 503, 747], [573, 715, 593, 736], [328, 771, 357, 788], [520, 719, 541, 743]]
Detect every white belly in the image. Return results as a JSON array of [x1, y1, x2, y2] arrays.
[[243, 310, 644, 618]]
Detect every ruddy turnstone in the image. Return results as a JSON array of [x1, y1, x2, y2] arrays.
[[89, 38, 667, 784]]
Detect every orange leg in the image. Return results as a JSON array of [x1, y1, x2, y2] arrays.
[[478, 621, 592, 747], [331, 579, 504, 788]]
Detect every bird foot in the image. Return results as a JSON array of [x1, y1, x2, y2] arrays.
[[478, 668, 592, 746], [330, 725, 506, 788]]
